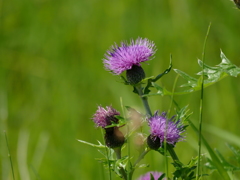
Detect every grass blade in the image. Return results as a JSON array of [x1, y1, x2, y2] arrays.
[[4, 130, 15, 180], [189, 120, 230, 180]]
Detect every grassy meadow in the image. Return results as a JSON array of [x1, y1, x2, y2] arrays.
[[1, 0, 240, 179]]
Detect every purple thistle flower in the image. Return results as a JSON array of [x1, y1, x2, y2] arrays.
[[103, 37, 156, 75], [137, 171, 165, 180], [148, 111, 185, 147], [92, 105, 120, 128], [92, 106, 125, 148]]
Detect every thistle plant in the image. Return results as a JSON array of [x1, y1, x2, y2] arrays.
[[79, 36, 240, 180]]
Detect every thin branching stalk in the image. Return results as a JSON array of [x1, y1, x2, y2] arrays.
[[196, 22, 211, 180], [129, 148, 151, 178]]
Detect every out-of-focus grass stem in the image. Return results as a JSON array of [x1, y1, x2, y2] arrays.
[[4, 131, 15, 180]]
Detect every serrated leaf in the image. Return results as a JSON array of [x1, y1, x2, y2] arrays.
[[145, 51, 240, 97], [176, 105, 192, 123], [143, 59, 172, 95], [219, 50, 240, 77], [215, 149, 240, 171], [115, 155, 129, 168], [227, 144, 240, 164], [151, 82, 172, 96], [174, 69, 198, 88]]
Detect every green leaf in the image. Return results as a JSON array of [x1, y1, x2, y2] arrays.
[[176, 105, 192, 123], [104, 115, 126, 128], [174, 69, 198, 88], [142, 59, 172, 95], [215, 149, 240, 171], [150, 173, 155, 180], [188, 120, 231, 180], [143, 51, 240, 97], [158, 173, 166, 180], [227, 144, 240, 164], [219, 50, 240, 77], [137, 164, 149, 168], [77, 140, 105, 148]]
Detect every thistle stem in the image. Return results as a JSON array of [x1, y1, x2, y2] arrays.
[[129, 148, 151, 179], [135, 85, 152, 117], [134, 148, 150, 167], [114, 148, 127, 180], [166, 144, 179, 162]]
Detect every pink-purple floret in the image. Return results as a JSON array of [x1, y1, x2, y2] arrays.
[[103, 38, 156, 75], [92, 106, 120, 128], [148, 111, 185, 146]]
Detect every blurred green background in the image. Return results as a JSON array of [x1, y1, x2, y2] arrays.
[[1, 0, 240, 179]]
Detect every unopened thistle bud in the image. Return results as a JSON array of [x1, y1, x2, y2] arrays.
[[126, 65, 146, 85], [147, 135, 161, 150]]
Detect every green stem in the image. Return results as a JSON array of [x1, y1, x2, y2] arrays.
[[135, 85, 152, 117], [114, 148, 128, 180], [196, 22, 211, 180], [4, 131, 15, 180], [129, 148, 151, 178], [133, 148, 150, 167], [167, 144, 179, 162]]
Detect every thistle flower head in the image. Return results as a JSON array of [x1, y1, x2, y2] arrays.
[[92, 105, 120, 128], [103, 37, 156, 75], [137, 171, 164, 180], [148, 111, 185, 148]]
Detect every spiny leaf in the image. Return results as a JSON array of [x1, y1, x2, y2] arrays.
[[143, 51, 240, 97], [215, 149, 240, 171], [174, 69, 198, 88], [227, 144, 240, 164], [219, 50, 240, 77]]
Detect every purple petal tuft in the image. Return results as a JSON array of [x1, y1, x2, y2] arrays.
[[103, 37, 156, 75]]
